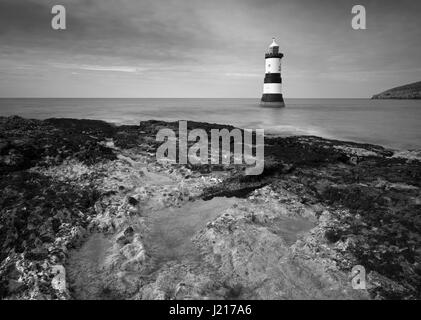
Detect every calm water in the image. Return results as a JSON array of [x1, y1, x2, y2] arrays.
[[0, 98, 420, 150]]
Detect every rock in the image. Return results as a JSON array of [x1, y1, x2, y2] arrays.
[[324, 228, 342, 243], [26, 246, 49, 260], [1, 116, 420, 300], [0, 140, 10, 154], [123, 226, 134, 237], [116, 234, 130, 246], [8, 279, 25, 294], [51, 265, 67, 293], [128, 197, 138, 206]]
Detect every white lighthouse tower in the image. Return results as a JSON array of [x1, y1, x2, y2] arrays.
[[261, 38, 285, 107]]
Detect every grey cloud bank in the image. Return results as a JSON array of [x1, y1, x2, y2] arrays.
[[0, 0, 420, 98]]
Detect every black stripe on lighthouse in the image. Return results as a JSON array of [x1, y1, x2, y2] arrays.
[[261, 93, 284, 102], [264, 73, 282, 83], [262, 72, 284, 103]]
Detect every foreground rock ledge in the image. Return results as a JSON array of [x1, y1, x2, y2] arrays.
[[0, 116, 420, 300]]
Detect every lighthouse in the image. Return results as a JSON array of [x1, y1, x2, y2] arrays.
[[261, 38, 285, 107]]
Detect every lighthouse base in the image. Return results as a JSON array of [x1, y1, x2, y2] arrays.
[[260, 94, 285, 107]]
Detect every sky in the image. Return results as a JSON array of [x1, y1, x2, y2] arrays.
[[0, 0, 420, 98]]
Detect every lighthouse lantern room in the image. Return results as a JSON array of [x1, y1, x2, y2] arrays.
[[261, 38, 285, 107]]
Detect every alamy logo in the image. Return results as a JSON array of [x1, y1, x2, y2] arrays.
[[156, 121, 264, 175], [51, 5, 66, 30], [351, 265, 367, 289], [351, 5, 366, 30]]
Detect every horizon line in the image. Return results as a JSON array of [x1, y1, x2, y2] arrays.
[[0, 97, 372, 99]]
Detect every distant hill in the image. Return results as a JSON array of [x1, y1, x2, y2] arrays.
[[372, 81, 421, 99]]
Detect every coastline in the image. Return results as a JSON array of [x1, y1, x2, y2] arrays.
[[0, 116, 420, 300], [1, 98, 420, 151]]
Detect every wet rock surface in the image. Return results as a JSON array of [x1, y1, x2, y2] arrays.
[[0, 116, 420, 300]]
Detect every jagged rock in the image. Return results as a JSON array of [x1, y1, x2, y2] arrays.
[[127, 197, 138, 206], [0, 116, 420, 300], [51, 265, 67, 293]]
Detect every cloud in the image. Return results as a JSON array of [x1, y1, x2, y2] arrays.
[[0, 0, 51, 33], [53, 63, 144, 73], [0, 0, 220, 66], [224, 73, 261, 78], [0, 0, 420, 97]]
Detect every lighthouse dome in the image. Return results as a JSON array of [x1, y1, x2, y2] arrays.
[[269, 38, 279, 48], [267, 38, 281, 55]]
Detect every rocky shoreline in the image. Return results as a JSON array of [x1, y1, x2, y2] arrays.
[[0, 116, 420, 300]]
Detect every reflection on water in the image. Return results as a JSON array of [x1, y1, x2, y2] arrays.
[[0, 98, 420, 150]]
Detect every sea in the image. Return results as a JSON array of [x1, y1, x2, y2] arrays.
[[0, 98, 420, 150]]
